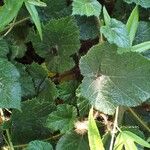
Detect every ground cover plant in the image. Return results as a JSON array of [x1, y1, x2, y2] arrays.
[[0, 0, 150, 150]]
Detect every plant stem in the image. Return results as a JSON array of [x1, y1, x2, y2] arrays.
[[128, 107, 150, 133], [0, 16, 30, 34], [1, 16, 16, 38], [0, 108, 5, 121], [11, 133, 62, 148], [44, 133, 62, 141], [95, 16, 104, 43], [109, 106, 119, 150], [6, 129, 14, 150]]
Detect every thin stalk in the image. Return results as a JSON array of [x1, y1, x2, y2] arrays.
[[0, 16, 30, 34], [44, 133, 62, 142], [109, 106, 119, 150], [95, 16, 104, 43], [0, 108, 5, 121], [2, 16, 17, 38], [10, 133, 62, 148], [6, 129, 14, 150], [128, 107, 150, 133], [2, 134, 10, 147]]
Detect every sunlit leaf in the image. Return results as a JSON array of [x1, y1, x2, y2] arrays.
[[72, 0, 102, 17], [88, 107, 104, 150]]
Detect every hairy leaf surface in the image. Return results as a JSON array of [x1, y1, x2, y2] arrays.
[[72, 0, 102, 17], [38, 0, 71, 21], [0, 59, 21, 109], [28, 17, 80, 73], [11, 98, 56, 144], [57, 80, 79, 104], [0, 39, 9, 59], [101, 19, 130, 48], [16, 63, 35, 100], [80, 42, 150, 114], [134, 21, 150, 45], [76, 86, 90, 117], [46, 104, 77, 133], [26, 140, 53, 150], [26, 63, 57, 101], [56, 131, 90, 150], [76, 16, 100, 40]]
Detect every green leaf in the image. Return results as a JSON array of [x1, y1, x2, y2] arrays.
[[123, 131, 150, 148], [0, 0, 24, 31], [103, 6, 111, 25], [88, 107, 104, 150], [75, 16, 100, 40], [10, 42, 27, 59], [26, 140, 53, 150], [114, 130, 150, 150], [57, 80, 79, 104], [134, 21, 150, 45], [11, 98, 56, 144], [118, 6, 139, 54], [76, 86, 90, 117], [77, 96, 90, 117], [28, 17, 80, 58], [15, 63, 35, 100], [0, 58, 21, 109], [72, 0, 102, 17], [131, 41, 150, 53], [116, 133, 138, 150], [121, 127, 145, 150], [25, 2, 42, 40], [0, 39, 9, 59], [46, 104, 77, 133], [124, 0, 150, 8], [38, 78, 58, 101], [38, 0, 71, 21], [26, 63, 57, 101], [56, 131, 90, 150], [27, 0, 47, 7], [79, 42, 150, 114], [46, 56, 75, 74], [26, 62, 48, 89], [126, 5, 139, 45], [100, 19, 131, 48], [28, 16, 80, 73], [102, 132, 111, 150], [114, 133, 124, 150]]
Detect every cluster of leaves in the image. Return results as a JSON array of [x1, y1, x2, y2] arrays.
[[0, 0, 150, 150]]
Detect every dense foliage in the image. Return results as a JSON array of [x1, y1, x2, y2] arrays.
[[0, 0, 150, 150]]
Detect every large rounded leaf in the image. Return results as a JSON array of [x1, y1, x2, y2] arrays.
[[28, 16, 80, 73], [79, 42, 150, 114]]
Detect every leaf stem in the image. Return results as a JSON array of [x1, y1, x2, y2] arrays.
[[44, 133, 62, 141], [10, 133, 62, 148], [128, 107, 150, 133], [109, 106, 119, 150], [0, 16, 30, 34], [1, 16, 17, 38], [0, 108, 5, 121], [6, 129, 14, 150], [95, 16, 104, 43]]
